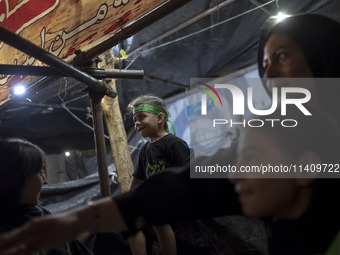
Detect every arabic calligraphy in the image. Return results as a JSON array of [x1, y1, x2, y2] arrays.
[[0, 3, 108, 86], [0, 0, 59, 49], [49, 4, 108, 56], [113, 0, 130, 8]]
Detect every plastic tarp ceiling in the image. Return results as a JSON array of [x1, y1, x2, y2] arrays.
[[0, 0, 339, 154]]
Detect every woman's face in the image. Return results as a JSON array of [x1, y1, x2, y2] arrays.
[[19, 170, 47, 206], [230, 128, 309, 219], [263, 33, 319, 105], [263, 34, 314, 80]]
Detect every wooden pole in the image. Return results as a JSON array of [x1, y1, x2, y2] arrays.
[[98, 51, 134, 193]]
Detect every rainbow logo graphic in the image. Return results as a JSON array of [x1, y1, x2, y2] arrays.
[[199, 83, 222, 115]]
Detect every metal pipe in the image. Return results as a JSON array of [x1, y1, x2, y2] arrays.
[[0, 27, 117, 98], [18, 101, 88, 112], [0, 65, 63, 76], [89, 91, 111, 197], [85, 68, 144, 79], [0, 65, 144, 80]]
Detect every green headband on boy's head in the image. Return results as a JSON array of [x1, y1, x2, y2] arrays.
[[133, 104, 176, 135]]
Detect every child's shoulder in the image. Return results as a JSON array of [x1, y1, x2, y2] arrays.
[[162, 133, 184, 142], [162, 134, 189, 148]]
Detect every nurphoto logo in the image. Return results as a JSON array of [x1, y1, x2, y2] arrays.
[[198, 82, 222, 115], [200, 83, 312, 128]]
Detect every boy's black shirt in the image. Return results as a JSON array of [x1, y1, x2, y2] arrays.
[[133, 134, 190, 180]]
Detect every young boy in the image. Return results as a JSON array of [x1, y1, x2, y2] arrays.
[[127, 95, 190, 255]]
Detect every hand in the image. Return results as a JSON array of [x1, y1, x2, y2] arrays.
[[0, 212, 81, 255]]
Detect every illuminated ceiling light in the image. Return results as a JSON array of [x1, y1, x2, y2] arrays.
[[13, 85, 26, 95], [274, 12, 291, 23], [65, 151, 71, 157]]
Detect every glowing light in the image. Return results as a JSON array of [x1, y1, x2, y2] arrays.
[[65, 151, 71, 157], [13, 85, 26, 95], [275, 12, 290, 23]]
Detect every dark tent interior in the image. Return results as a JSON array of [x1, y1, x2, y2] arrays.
[[1, 0, 339, 154], [0, 0, 339, 254]]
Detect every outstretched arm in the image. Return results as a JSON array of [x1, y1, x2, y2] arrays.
[[0, 197, 127, 255], [0, 151, 240, 254]]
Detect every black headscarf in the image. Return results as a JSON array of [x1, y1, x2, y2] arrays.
[[258, 14, 340, 78], [256, 15, 340, 254], [0, 138, 45, 205], [257, 14, 340, 126]]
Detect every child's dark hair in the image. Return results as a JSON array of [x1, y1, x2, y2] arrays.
[[127, 95, 170, 130], [0, 138, 45, 205]]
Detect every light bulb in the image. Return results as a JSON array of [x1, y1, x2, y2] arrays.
[[13, 85, 26, 95], [275, 12, 290, 23]]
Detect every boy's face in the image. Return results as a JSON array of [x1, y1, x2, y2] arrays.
[[230, 128, 302, 219], [133, 111, 162, 138]]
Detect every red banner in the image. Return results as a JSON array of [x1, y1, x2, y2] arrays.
[[0, 0, 164, 103]]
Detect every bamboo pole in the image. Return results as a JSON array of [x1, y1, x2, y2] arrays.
[[98, 51, 134, 193]]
